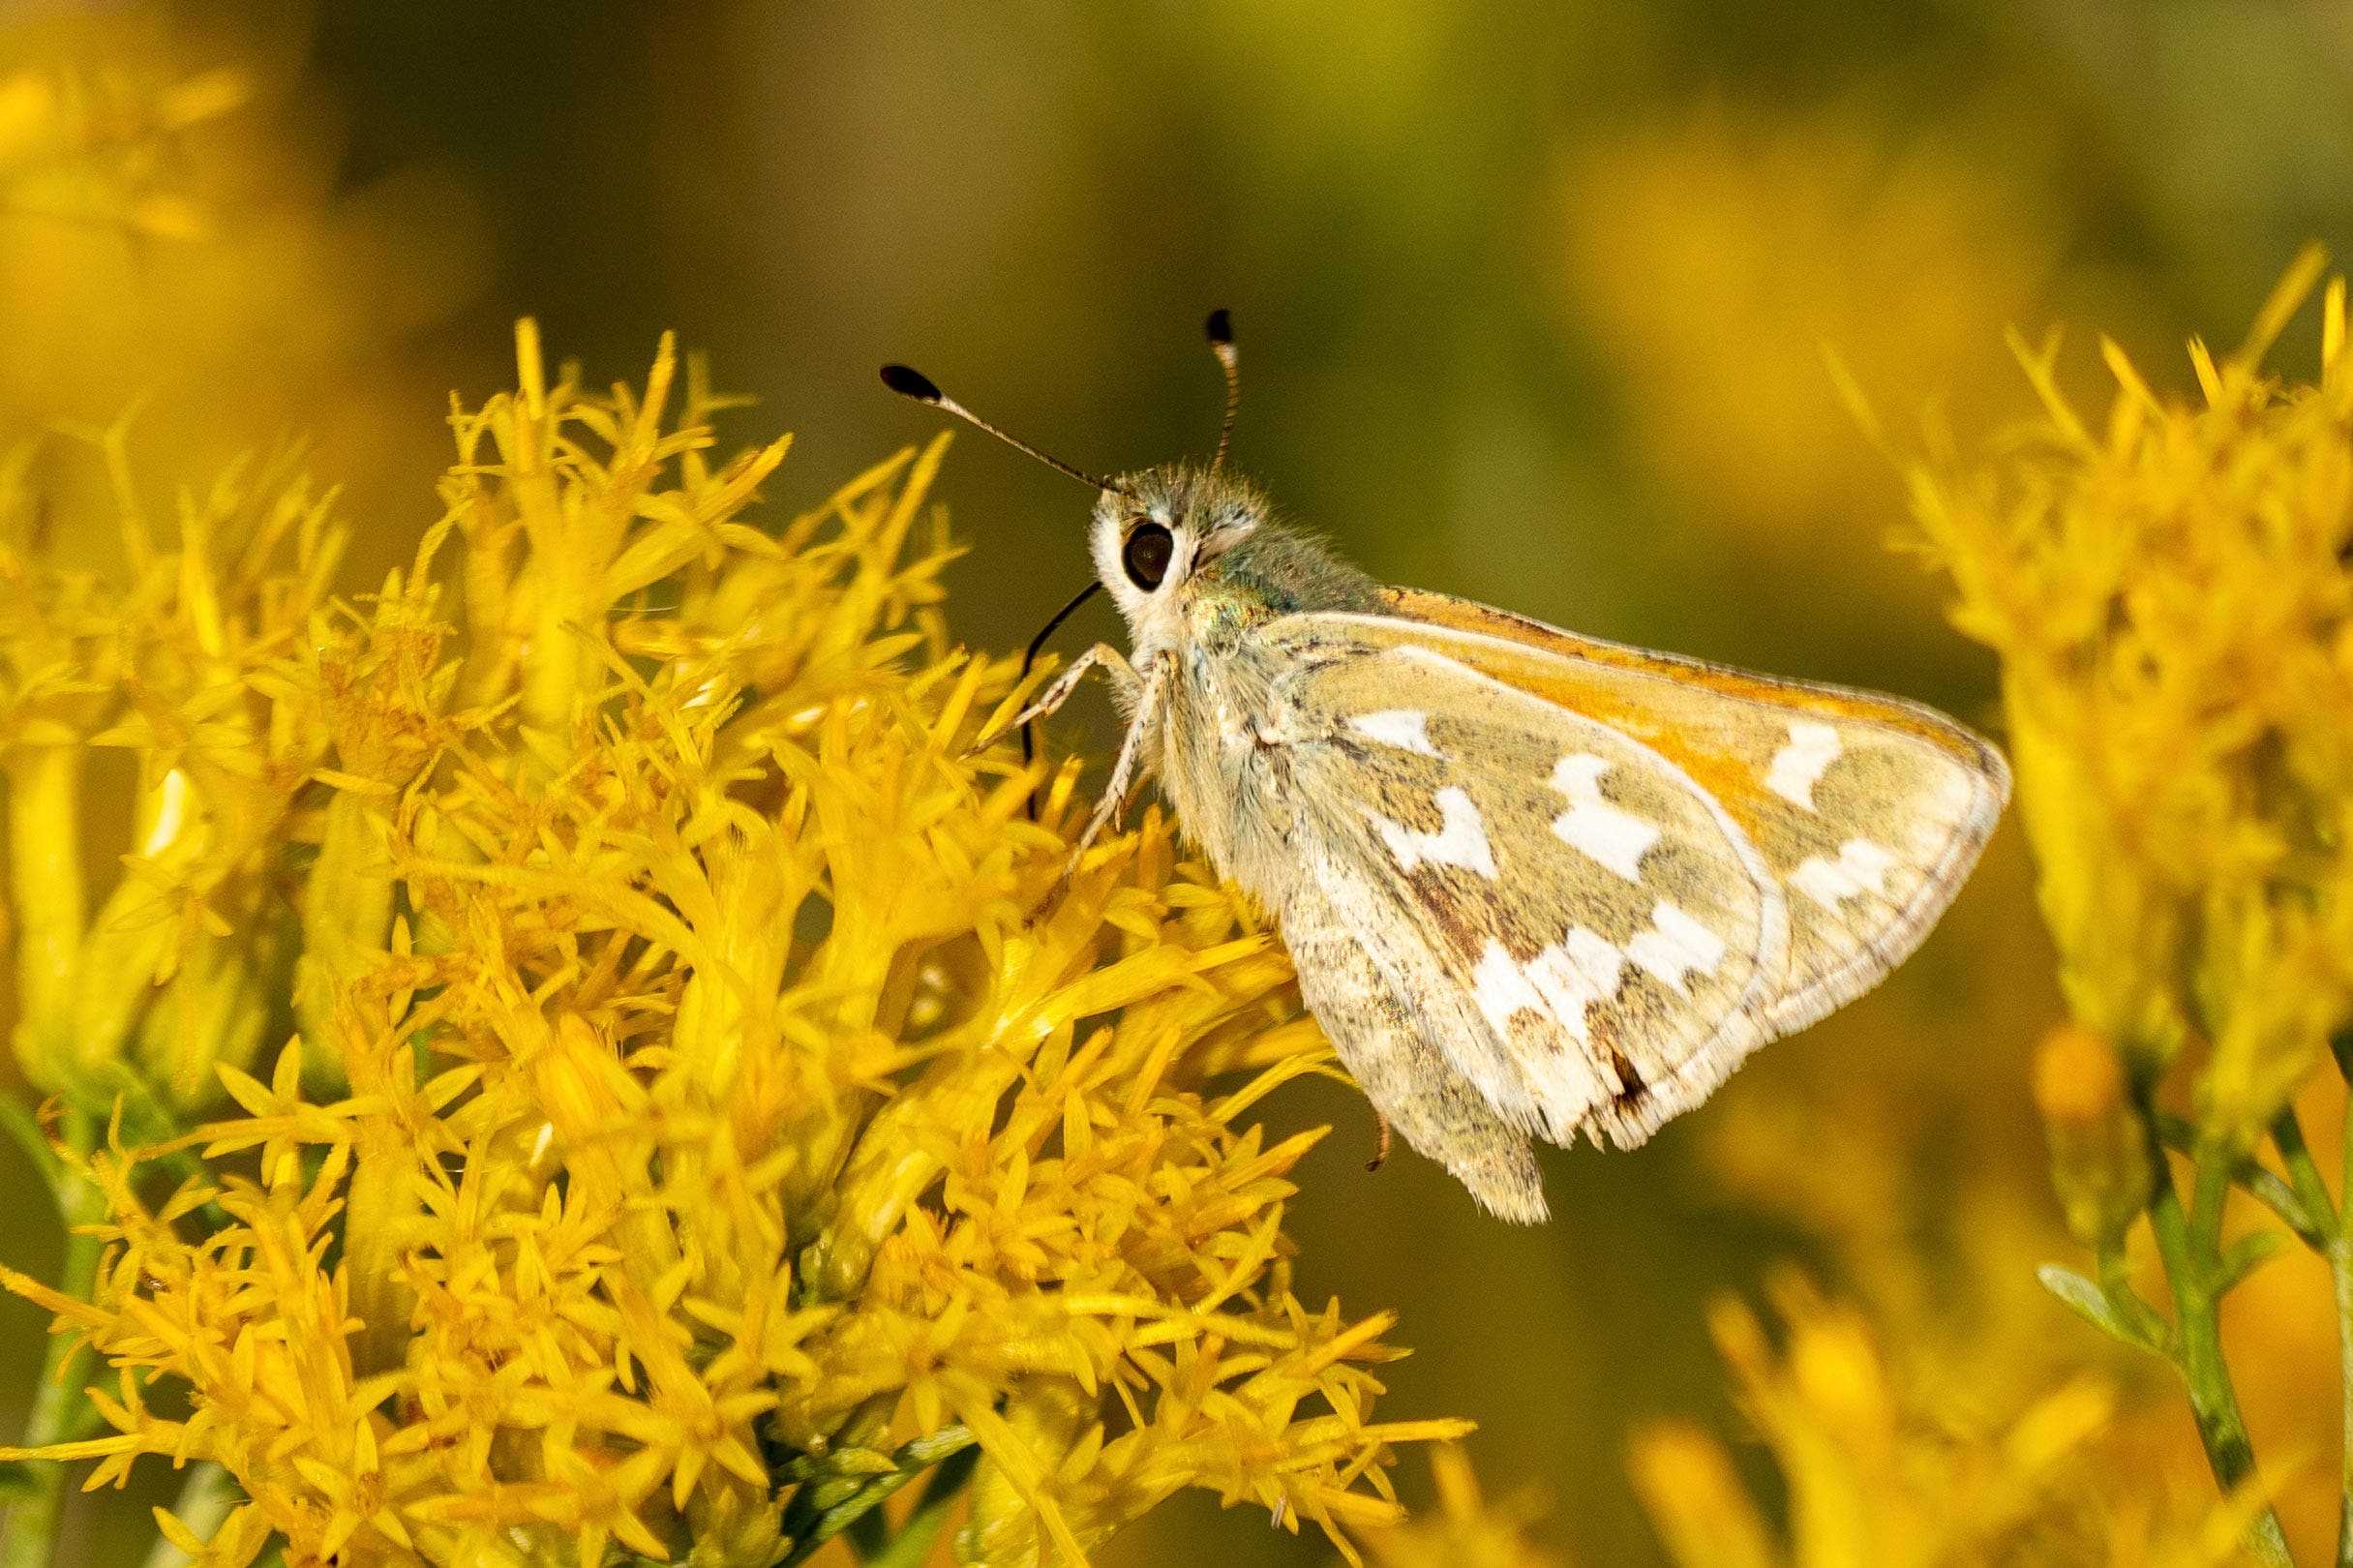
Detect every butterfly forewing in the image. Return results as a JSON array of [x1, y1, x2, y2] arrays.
[[1363, 588, 2010, 1033], [1271, 595, 2007, 1150], [1279, 638, 1795, 1146]]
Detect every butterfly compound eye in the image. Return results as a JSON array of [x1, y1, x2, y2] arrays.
[[1122, 523, 1174, 589]]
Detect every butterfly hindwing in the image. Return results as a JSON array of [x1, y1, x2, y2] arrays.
[[1283, 860, 1552, 1222]]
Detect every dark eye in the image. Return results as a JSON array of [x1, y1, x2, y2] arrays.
[[1122, 523, 1174, 589]]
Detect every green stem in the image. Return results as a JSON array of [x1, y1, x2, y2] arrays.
[[2143, 1146, 2293, 1565], [6, 746, 85, 1090], [2272, 1107, 2353, 1568], [2159, 1111, 2324, 1244], [2097, 1241, 2172, 1350], [343, 1131, 416, 1379], [863, 1444, 980, 1568], [0, 1101, 57, 1192], [0, 1111, 105, 1568], [2272, 1111, 2339, 1238], [2337, 1040, 2353, 1568], [2338, 1065, 2353, 1568], [2334, 1228, 2353, 1568]]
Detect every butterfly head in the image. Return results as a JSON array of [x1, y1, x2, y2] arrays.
[[1089, 463, 1269, 636], [882, 313, 1368, 654], [884, 312, 1299, 653]]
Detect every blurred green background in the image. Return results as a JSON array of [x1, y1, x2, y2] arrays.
[[6, 0, 2352, 1561]]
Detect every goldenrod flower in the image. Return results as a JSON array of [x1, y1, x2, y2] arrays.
[[1356, 1444, 1561, 1568], [0, 325, 1464, 1566], [1630, 1272, 2260, 1568], [0, 5, 481, 571], [1899, 247, 2353, 1566], [2033, 1024, 2153, 1251], [1625, 252, 2353, 1568], [1907, 246, 2353, 1108]]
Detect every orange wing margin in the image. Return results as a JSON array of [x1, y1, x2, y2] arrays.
[[1373, 586, 2008, 816]]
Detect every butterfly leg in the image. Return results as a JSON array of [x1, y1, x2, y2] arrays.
[[1070, 652, 1166, 861], [1285, 876, 1548, 1222], [977, 641, 1143, 752]]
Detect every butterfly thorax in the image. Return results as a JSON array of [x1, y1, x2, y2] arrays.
[[1191, 521, 1384, 621], [1088, 468, 1388, 906]]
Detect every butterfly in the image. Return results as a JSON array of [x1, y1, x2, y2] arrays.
[[883, 312, 2009, 1222]]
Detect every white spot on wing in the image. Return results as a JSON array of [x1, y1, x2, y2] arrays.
[[1371, 786, 1497, 878], [1523, 927, 1625, 1045], [1905, 757, 1976, 859], [1790, 837, 1901, 911], [1473, 934, 1616, 1130], [1626, 901, 1729, 995], [1349, 709, 1442, 757], [1472, 940, 1550, 1037], [1765, 721, 1842, 811], [1549, 754, 1659, 883]]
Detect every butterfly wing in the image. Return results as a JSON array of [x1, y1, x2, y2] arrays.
[[1366, 588, 2010, 1035], [1282, 862, 1554, 1222], [1274, 636, 1794, 1157], [1264, 596, 2006, 1162]]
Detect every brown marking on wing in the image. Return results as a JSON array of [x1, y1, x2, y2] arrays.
[[1604, 1040, 1645, 1106], [1413, 872, 1490, 961]]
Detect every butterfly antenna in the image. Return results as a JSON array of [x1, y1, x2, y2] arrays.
[[879, 364, 1124, 495], [1205, 309, 1240, 471]]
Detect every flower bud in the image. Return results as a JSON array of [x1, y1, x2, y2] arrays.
[[2032, 1023, 2152, 1247]]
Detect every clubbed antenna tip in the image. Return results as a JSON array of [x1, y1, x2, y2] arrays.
[[879, 363, 943, 404], [877, 360, 1122, 495]]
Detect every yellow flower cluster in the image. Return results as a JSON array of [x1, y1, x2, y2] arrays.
[[0, 44, 247, 241], [1619, 253, 2353, 1568], [0, 6, 482, 574], [0, 325, 1463, 1566], [1845, 248, 2353, 1565], [1633, 1273, 2262, 1568], [1910, 246, 2353, 1121], [1356, 1444, 1560, 1568]]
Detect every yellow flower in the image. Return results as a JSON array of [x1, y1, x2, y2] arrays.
[[1630, 1272, 2260, 1568], [1891, 248, 2353, 1565], [1906, 246, 2353, 1113], [0, 323, 1463, 1568], [0, 4, 481, 570], [1356, 1443, 1563, 1568], [2034, 1025, 2153, 1251], [1643, 252, 2353, 1568]]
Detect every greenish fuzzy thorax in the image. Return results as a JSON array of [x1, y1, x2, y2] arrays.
[[1209, 518, 1385, 616], [1121, 462, 1385, 617]]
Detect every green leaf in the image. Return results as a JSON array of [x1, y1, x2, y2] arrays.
[[2215, 1228, 2291, 1294], [2038, 1263, 2157, 1348], [857, 1442, 982, 1568], [779, 1427, 979, 1568]]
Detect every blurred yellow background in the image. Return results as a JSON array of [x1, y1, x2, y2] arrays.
[[3, 1, 2349, 1563]]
